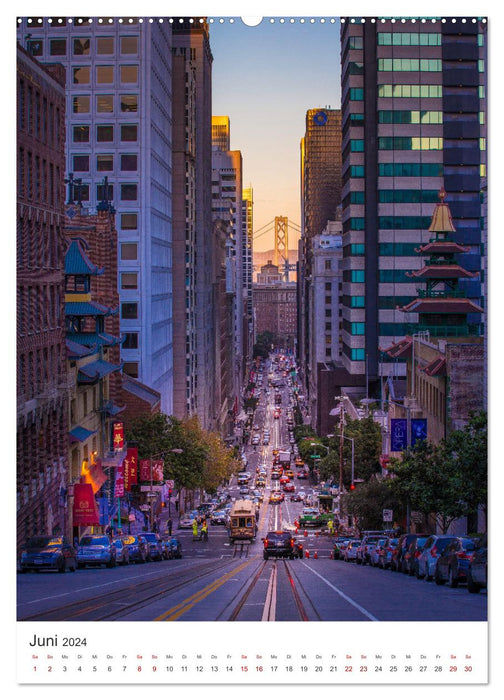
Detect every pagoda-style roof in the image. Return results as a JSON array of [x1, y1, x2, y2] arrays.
[[381, 337, 413, 359], [400, 297, 484, 314], [406, 265, 478, 280], [68, 331, 123, 348], [415, 240, 470, 255], [77, 358, 123, 384], [428, 187, 456, 233], [422, 356, 447, 377], [66, 338, 97, 359], [66, 301, 117, 317], [65, 238, 104, 276]]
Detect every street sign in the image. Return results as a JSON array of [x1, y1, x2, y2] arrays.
[[165, 480, 175, 488], [310, 454, 320, 459], [382, 509, 393, 522]]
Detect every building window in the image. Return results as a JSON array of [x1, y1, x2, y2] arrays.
[[379, 189, 439, 204], [378, 58, 442, 72], [348, 36, 363, 49], [122, 362, 139, 378], [121, 273, 138, 290], [350, 139, 365, 152], [97, 36, 114, 54], [120, 65, 138, 83], [73, 96, 90, 113], [96, 183, 113, 201], [378, 111, 443, 124], [73, 66, 90, 84], [121, 302, 138, 319], [378, 162, 443, 177], [120, 154, 138, 171], [351, 348, 366, 361], [121, 183, 138, 201], [73, 38, 91, 55], [97, 66, 114, 84], [73, 154, 89, 172], [378, 84, 443, 98], [350, 296, 365, 308], [97, 154, 113, 171], [49, 39, 66, 56], [27, 39, 43, 56], [120, 94, 138, 112], [73, 125, 90, 142], [122, 332, 139, 349], [121, 214, 138, 231], [97, 125, 114, 142], [377, 32, 441, 46], [349, 87, 364, 100], [325, 259, 332, 270], [121, 243, 138, 259], [121, 36, 138, 54], [96, 95, 114, 112], [351, 322, 365, 335], [121, 124, 138, 141]]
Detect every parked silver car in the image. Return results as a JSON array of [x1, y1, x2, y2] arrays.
[[76, 535, 116, 568], [416, 535, 458, 581], [112, 538, 130, 566]]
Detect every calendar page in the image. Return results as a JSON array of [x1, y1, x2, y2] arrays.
[[11, 0, 495, 694]]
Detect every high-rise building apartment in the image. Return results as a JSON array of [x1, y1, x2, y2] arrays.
[[17, 18, 175, 413], [242, 186, 254, 369], [17, 45, 69, 546], [211, 118, 244, 403], [173, 19, 216, 431], [298, 108, 342, 400], [340, 18, 487, 401]]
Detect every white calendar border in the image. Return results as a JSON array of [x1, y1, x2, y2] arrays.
[[7, 0, 502, 695]]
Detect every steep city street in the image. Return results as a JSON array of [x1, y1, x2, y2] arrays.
[[17, 371, 486, 623]]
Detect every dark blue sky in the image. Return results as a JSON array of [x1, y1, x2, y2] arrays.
[[210, 18, 341, 250]]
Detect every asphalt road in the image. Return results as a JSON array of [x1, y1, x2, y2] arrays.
[[16, 364, 487, 623]]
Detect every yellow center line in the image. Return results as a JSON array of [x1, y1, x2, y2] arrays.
[[155, 555, 259, 621]]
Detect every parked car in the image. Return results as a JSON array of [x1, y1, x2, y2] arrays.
[[416, 535, 459, 581], [344, 540, 361, 562], [19, 536, 76, 574], [403, 535, 430, 576], [377, 537, 399, 569], [369, 538, 388, 567], [164, 537, 183, 559], [76, 535, 116, 568], [435, 537, 479, 587], [142, 532, 164, 561], [121, 534, 148, 563], [391, 533, 430, 573], [112, 538, 130, 565], [332, 537, 351, 561], [262, 531, 296, 560], [467, 538, 487, 594], [356, 535, 385, 566]]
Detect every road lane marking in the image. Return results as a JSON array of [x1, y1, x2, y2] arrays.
[[261, 564, 277, 621], [300, 563, 380, 621], [155, 557, 257, 621]]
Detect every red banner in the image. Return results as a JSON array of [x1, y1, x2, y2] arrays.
[[73, 483, 100, 525], [139, 459, 164, 482], [81, 459, 107, 494], [124, 447, 138, 491], [113, 422, 124, 451], [114, 461, 125, 498]]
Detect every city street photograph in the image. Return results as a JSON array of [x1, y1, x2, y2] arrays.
[[14, 9, 489, 685]]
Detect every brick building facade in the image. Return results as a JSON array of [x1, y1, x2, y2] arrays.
[[16, 46, 69, 545]]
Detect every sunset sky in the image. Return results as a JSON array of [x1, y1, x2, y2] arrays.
[[210, 17, 341, 251]]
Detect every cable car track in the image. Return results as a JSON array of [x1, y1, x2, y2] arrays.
[[18, 558, 245, 622]]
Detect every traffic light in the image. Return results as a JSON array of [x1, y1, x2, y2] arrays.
[[350, 483, 355, 491]]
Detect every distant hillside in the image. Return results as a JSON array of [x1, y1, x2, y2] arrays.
[[253, 249, 299, 268]]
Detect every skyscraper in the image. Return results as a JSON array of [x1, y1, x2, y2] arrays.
[[298, 108, 342, 401], [17, 18, 175, 413], [173, 19, 216, 431], [212, 117, 244, 403], [340, 18, 487, 401]]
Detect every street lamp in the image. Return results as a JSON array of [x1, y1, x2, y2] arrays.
[[148, 448, 183, 530]]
